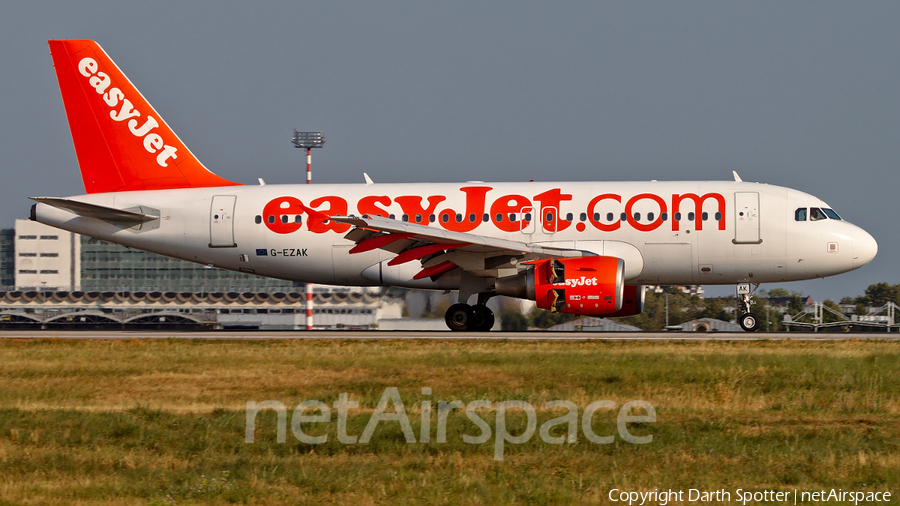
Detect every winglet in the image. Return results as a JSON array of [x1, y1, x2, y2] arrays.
[[48, 40, 240, 193], [732, 171, 743, 182], [364, 173, 374, 185]]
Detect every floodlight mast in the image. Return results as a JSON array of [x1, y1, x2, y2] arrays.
[[292, 131, 324, 184], [292, 131, 325, 330]]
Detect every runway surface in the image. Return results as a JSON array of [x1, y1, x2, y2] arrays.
[[0, 330, 897, 340]]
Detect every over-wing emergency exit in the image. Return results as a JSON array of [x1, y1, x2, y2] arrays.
[[32, 40, 878, 331]]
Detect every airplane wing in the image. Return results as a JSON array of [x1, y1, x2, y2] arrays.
[[329, 215, 592, 281]]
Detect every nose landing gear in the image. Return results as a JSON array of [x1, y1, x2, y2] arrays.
[[738, 312, 760, 332], [736, 282, 761, 332]]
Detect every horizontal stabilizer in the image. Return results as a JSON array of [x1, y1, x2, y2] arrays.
[[30, 197, 157, 224]]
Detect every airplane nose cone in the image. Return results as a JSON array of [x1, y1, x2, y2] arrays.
[[853, 228, 878, 269]]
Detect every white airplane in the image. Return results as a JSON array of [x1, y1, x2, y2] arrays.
[[32, 40, 878, 332]]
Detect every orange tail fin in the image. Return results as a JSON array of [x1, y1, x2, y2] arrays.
[[48, 40, 240, 193]]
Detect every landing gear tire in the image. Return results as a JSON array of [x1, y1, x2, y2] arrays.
[[470, 305, 495, 332], [739, 312, 760, 332], [445, 303, 495, 331], [445, 303, 474, 332]]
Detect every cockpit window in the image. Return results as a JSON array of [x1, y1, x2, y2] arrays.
[[822, 208, 842, 220], [794, 208, 807, 221], [810, 207, 828, 221]]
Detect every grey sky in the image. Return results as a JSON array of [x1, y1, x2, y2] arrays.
[[1, 2, 897, 301]]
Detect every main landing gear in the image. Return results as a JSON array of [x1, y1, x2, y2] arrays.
[[736, 282, 761, 332], [445, 303, 495, 332], [445, 290, 496, 333]]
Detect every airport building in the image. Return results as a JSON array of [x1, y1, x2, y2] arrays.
[[0, 228, 15, 288], [0, 289, 402, 330], [12, 220, 80, 292], [0, 220, 404, 330], [80, 236, 298, 292], [4, 220, 298, 293]]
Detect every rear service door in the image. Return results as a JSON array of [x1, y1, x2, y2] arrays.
[[210, 195, 237, 248]]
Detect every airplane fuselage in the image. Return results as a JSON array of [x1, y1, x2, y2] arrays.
[[33, 180, 877, 290]]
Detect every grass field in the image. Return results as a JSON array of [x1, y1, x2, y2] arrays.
[[0, 338, 898, 504]]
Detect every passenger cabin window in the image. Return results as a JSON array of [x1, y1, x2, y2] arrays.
[[794, 208, 807, 221], [810, 208, 827, 221]]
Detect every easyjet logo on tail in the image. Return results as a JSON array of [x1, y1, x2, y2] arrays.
[[77, 58, 178, 168]]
